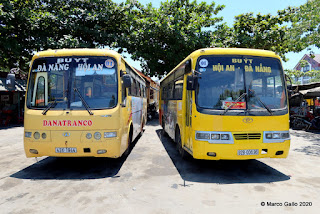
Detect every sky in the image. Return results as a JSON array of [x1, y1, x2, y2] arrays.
[[113, 0, 318, 71]]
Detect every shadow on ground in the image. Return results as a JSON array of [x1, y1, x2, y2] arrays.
[[290, 129, 320, 156], [10, 135, 141, 180], [146, 116, 160, 126], [0, 124, 23, 130], [156, 129, 290, 184]]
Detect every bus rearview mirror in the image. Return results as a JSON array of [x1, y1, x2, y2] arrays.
[[185, 60, 191, 74], [122, 74, 132, 88]]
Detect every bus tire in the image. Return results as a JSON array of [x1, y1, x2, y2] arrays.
[[141, 117, 145, 133], [162, 116, 166, 136], [124, 126, 133, 156], [175, 128, 187, 159]]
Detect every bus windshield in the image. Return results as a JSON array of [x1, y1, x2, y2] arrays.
[[195, 55, 287, 116], [26, 56, 118, 110]]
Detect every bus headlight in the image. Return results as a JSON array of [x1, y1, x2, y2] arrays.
[[263, 131, 290, 143], [196, 131, 234, 144], [25, 132, 32, 138], [34, 132, 40, 139], [94, 132, 101, 140], [104, 132, 117, 138]]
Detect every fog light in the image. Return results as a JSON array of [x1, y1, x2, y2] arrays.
[[97, 149, 107, 154], [221, 134, 230, 140], [25, 132, 32, 138], [94, 132, 101, 140], [207, 152, 216, 157], [34, 132, 40, 139], [42, 133, 47, 139], [196, 132, 210, 140], [29, 149, 38, 154], [86, 133, 92, 139]]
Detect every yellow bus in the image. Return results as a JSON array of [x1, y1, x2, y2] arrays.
[[24, 49, 147, 158], [160, 48, 290, 160]]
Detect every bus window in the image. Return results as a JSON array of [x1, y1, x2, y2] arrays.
[[35, 76, 45, 107]]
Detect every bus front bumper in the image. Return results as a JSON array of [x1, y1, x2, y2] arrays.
[[192, 140, 290, 160]]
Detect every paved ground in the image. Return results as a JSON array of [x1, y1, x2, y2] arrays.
[[0, 120, 319, 214]]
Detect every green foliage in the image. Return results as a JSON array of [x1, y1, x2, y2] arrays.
[[287, 0, 320, 51], [0, 0, 125, 72], [118, 0, 230, 77], [230, 11, 293, 61], [0, 0, 318, 77], [285, 68, 320, 85]]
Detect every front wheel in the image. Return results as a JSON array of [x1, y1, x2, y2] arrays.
[[175, 129, 188, 159]]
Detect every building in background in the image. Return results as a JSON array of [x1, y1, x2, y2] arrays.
[[0, 72, 26, 126], [293, 54, 320, 84], [135, 69, 160, 119]]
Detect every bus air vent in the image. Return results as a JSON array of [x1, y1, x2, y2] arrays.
[[233, 133, 261, 140]]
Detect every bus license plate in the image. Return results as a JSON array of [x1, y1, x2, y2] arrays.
[[55, 147, 77, 153], [237, 149, 259, 156]]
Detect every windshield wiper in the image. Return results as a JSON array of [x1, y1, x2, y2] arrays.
[[73, 88, 93, 115], [221, 93, 247, 115], [256, 97, 273, 115], [42, 100, 57, 115]]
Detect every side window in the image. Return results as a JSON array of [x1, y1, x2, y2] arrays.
[[140, 84, 144, 97], [137, 82, 141, 97], [122, 84, 127, 104], [35, 76, 45, 107], [167, 83, 174, 100], [174, 77, 183, 100], [150, 89, 154, 99], [131, 79, 136, 96], [162, 86, 167, 100]]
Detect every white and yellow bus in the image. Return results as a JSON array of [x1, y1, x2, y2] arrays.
[[160, 48, 290, 160], [24, 49, 147, 158]]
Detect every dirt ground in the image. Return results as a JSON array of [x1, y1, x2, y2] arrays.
[[0, 119, 319, 214]]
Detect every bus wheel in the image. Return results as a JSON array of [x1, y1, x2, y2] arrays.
[[141, 117, 145, 133], [124, 127, 133, 156], [175, 128, 187, 159], [162, 116, 166, 135]]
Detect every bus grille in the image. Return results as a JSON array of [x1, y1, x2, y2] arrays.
[[233, 133, 261, 140]]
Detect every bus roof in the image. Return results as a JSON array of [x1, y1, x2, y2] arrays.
[[161, 48, 281, 83], [31, 48, 121, 60]]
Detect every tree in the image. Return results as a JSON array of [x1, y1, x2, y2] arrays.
[[287, 0, 320, 51], [229, 10, 293, 61], [0, 0, 37, 72], [118, 0, 230, 77], [0, 0, 126, 72]]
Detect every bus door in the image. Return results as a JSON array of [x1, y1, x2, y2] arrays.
[[185, 90, 193, 151]]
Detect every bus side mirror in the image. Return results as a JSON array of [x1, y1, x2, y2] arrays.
[[185, 60, 191, 74], [122, 74, 131, 88], [186, 76, 196, 90], [6, 73, 15, 90]]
